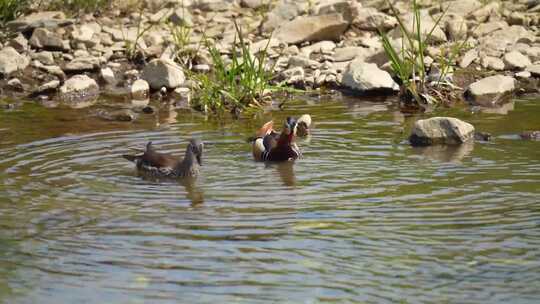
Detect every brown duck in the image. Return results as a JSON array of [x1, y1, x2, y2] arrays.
[[123, 139, 204, 178]]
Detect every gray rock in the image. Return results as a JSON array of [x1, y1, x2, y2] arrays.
[[353, 7, 397, 30], [503, 51, 532, 70], [63, 56, 101, 72], [481, 56, 505, 71], [7, 78, 24, 91], [241, 0, 265, 9], [33, 80, 60, 94], [471, 1, 500, 22], [473, 21, 508, 38], [98, 109, 137, 122], [71, 24, 99, 48], [6, 11, 72, 32], [465, 75, 515, 107], [32, 51, 55, 65], [515, 71, 531, 79], [445, 16, 468, 40], [58, 74, 99, 108], [525, 64, 540, 76], [275, 14, 349, 45], [0, 47, 30, 76], [409, 117, 475, 146], [300, 41, 336, 57], [315, 0, 355, 23], [444, 0, 482, 17], [141, 58, 185, 89], [394, 10, 446, 43], [342, 60, 398, 93], [196, 0, 229, 11], [289, 55, 320, 69], [29, 28, 65, 51], [459, 49, 478, 68], [8, 34, 28, 52], [262, 0, 306, 32], [333, 46, 371, 62]]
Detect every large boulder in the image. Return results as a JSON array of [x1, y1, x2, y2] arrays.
[[141, 59, 185, 90], [341, 60, 398, 93], [464, 75, 515, 107], [0, 47, 30, 76], [409, 117, 475, 146], [275, 14, 349, 44], [58, 74, 99, 108]]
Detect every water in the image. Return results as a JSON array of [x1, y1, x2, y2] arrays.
[[1, 97, 540, 303]]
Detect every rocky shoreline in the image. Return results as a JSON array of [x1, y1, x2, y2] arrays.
[[0, 0, 539, 121]]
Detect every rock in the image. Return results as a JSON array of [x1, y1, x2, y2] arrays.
[[444, 0, 482, 17], [8, 34, 28, 52], [481, 56, 505, 71], [0, 47, 30, 76], [275, 14, 349, 44], [169, 8, 193, 26], [503, 51, 532, 70], [445, 16, 468, 40], [32, 51, 55, 65], [478, 26, 535, 57], [29, 28, 65, 51], [63, 56, 101, 72], [473, 21, 508, 38], [464, 75, 515, 107], [141, 59, 185, 90], [459, 49, 478, 68], [7, 78, 24, 91], [71, 24, 99, 48], [192, 64, 210, 73], [289, 55, 320, 69], [37, 64, 65, 80], [98, 109, 137, 122], [333, 46, 372, 62], [525, 64, 540, 76], [315, 0, 355, 23], [58, 74, 99, 108], [130, 79, 150, 104], [353, 7, 397, 30], [33, 80, 60, 95], [396, 10, 446, 43], [409, 117, 475, 146], [262, 0, 306, 32], [196, 0, 228, 11], [342, 60, 398, 93], [471, 1, 500, 22], [300, 41, 336, 57], [171, 87, 191, 108], [241, 0, 264, 9], [100, 67, 116, 84], [515, 71, 531, 79], [6, 11, 71, 32]]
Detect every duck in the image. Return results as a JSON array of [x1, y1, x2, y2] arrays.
[[252, 117, 301, 162], [123, 139, 204, 178]]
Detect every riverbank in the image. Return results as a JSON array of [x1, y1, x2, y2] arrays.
[[0, 0, 539, 120]]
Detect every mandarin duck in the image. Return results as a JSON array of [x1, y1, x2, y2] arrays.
[[123, 139, 204, 178], [252, 117, 301, 162]]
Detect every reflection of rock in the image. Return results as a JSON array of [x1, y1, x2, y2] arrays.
[[473, 101, 514, 115], [344, 99, 389, 118], [412, 141, 474, 163]]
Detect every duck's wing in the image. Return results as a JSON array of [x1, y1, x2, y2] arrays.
[[123, 142, 179, 169]]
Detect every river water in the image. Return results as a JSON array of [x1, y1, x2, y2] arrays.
[[0, 96, 539, 303]]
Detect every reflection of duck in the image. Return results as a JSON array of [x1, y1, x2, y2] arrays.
[[252, 117, 301, 162], [273, 161, 296, 186], [123, 139, 204, 178]]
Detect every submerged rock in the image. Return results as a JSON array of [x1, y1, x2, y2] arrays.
[[141, 59, 185, 90], [97, 109, 137, 122], [341, 60, 398, 93], [58, 74, 99, 108], [409, 117, 475, 146], [464, 75, 516, 107], [0, 47, 29, 76]]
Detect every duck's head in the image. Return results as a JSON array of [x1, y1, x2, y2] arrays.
[[188, 138, 204, 165], [283, 117, 297, 141], [295, 114, 311, 137]]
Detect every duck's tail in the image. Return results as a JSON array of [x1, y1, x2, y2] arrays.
[[252, 137, 266, 161]]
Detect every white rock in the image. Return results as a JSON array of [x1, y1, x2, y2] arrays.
[[503, 51, 532, 70], [342, 60, 398, 92], [141, 58, 185, 89], [333, 46, 371, 62], [0, 47, 30, 76], [58, 74, 99, 108], [29, 27, 65, 50], [410, 117, 475, 146], [32, 51, 55, 65], [481, 56, 505, 71], [459, 49, 478, 68], [525, 64, 540, 77], [100, 67, 116, 85], [130, 79, 150, 102], [465, 75, 515, 107]]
